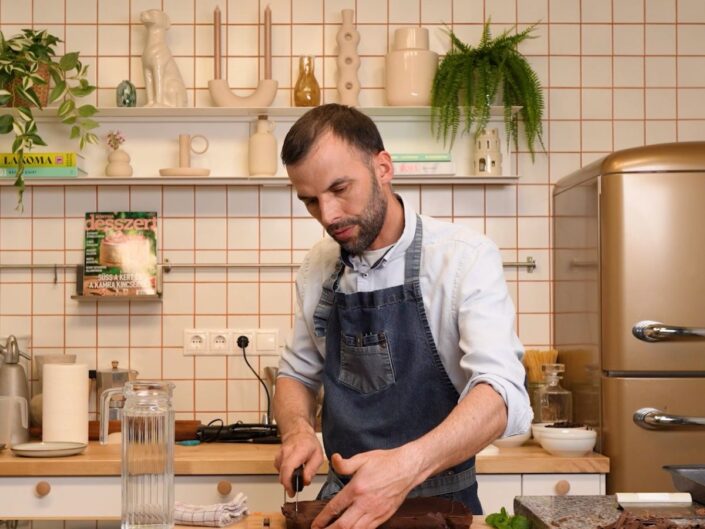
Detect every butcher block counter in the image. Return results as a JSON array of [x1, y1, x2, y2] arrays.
[[0, 443, 608, 519], [179, 512, 493, 529], [0, 441, 608, 476]]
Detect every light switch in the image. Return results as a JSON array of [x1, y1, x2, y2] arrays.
[[256, 329, 278, 352]]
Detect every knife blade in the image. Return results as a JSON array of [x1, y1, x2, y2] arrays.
[[292, 464, 304, 513]]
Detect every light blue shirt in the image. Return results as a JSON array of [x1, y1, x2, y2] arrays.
[[279, 196, 533, 438]]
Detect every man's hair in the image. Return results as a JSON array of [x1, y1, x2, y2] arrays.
[[281, 103, 385, 166]]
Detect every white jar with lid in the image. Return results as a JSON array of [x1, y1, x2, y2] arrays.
[[385, 27, 438, 106], [248, 115, 278, 177]]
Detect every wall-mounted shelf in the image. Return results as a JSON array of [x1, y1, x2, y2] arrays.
[[13, 105, 520, 123], [0, 174, 520, 186]]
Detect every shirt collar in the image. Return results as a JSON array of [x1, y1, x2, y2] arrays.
[[341, 194, 417, 270]]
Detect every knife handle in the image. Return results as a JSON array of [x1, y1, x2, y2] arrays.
[[292, 464, 304, 493]]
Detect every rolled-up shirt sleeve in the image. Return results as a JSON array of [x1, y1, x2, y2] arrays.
[[455, 240, 533, 437]]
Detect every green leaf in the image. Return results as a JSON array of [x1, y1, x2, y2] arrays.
[[77, 104, 97, 117], [69, 85, 95, 98], [58, 99, 75, 118], [69, 125, 81, 139], [17, 86, 42, 108], [81, 118, 99, 130], [49, 80, 66, 103], [16, 106, 32, 122], [0, 114, 13, 134], [28, 134, 47, 146], [59, 51, 79, 71], [510, 515, 531, 529], [61, 116, 77, 125], [85, 132, 100, 144]]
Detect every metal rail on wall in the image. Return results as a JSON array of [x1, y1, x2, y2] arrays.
[[0, 256, 537, 284]]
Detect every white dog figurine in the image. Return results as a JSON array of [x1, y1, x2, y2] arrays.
[[141, 9, 187, 107]]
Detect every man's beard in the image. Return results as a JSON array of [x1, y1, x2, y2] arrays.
[[327, 176, 387, 255]]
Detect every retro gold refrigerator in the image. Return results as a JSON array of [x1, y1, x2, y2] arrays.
[[553, 142, 705, 494]]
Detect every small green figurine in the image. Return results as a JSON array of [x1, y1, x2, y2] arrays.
[[116, 79, 137, 107]]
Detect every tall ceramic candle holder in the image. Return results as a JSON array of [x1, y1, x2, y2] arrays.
[[385, 27, 438, 106], [473, 128, 503, 176], [336, 9, 360, 106]]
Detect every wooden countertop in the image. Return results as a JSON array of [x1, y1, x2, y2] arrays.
[[0, 441, 608, 477], [180, 512, 493, 529]]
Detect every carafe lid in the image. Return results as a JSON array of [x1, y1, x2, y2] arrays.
[[0, 336, 21, 364]]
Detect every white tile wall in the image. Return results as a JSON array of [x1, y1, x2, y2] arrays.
[[1, 0, 698, 420]]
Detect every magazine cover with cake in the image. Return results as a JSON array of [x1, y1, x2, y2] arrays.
[[83, 212, 158, 297]]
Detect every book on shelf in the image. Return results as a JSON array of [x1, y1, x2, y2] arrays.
[[0, 151, 85, 168], [391, 153, 452, 162], [0, 166, 87, 177], [83, 212, 159, 298], [392, 161, 457, 176]]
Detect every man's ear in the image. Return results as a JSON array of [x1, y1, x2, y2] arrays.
[[374, 150, 394, 185]]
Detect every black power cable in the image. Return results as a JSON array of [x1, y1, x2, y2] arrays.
[[236, 335, 271, 424]]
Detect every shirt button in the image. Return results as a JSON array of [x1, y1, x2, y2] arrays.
[[362, 273, 368, 277]]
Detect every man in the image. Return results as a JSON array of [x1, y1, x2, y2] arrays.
[[274, 104, 532, 529]]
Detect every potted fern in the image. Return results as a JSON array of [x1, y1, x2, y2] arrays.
[[0, 28, 99, 205], [431, 21, 544, 158]]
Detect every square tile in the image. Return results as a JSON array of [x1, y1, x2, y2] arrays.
[[195, 380, 226, 412], [581, 25, 612, 55], [195, 187, 227, 217], [66, 315, 97, 347], [518, 313, 550, 346], [549, 24, 580, 55], [1, 0, 31, 23], [32, 283, 64, 315], [646, 57, 676, 87], [550, 0, 580, 22], [677, 89, 705, 119], [581, 57, 612, 87], [420, 186, 453, 216], [645, 88, 677, 119], [97, 315, 129, 347], [163, 219, 195, 250], [646, 0, 675, 22], [33, 0, 65, 23], [195, 283, 227, 315], [518, 282, 550, 313], [486, 186, 517, 216], [33, 188, 64, 217], [260, 218, 291, 249], [613, 57, 643, 87], [518, 0, 547, 22], [164, 187, 195, 217], [1, 219, 32, 249], [582, 121, 613, 152], [163, 315, 195, 347], [421, 0, 451, 24], [97, 186, 130, 211], [130, 315, 162, 346], [130, 349, 162, 380], [451, 0, 483, 24], [98, 25, 130, 56], [518, 217, 550, 248], [172, 380, 195, 412], [581, 88, 612, 120], [678, 57, 705, 87], [517, 153, 549, 184], [485, 0, 517, 23], [645, 121, 676, 144], [452, 186, 485, 216], [66, 25, 98, 57], [614, 0, 644, 22], [196, 356, 227, 379], [99, 0, 129, 22], [517, 185, 549, 216], [292, 0, 323, 23], [679, 0, 705, 22], [33, 219, 65, 250], [260, 283, 292, 313], [228, 219, 260, 249], [549, 57, 580, 87], [614, 89, 645, 119], [0, 284, 31, 315], [227, 283, 259, 314], [485, 218, 517, 249], [548, 121, 580, 152], [645, 24, 676, 54], [292, 218, 324, 249], [580, 0, 611, 22], [162, 283, 194, 314], [1, 187, 31, 217], [613, 121, 645, 151], [130, 186, 162, 215], [164, 348, 195, 379], [259, 187, 292, 217], [98, 57, 130, 87], [550, 88, 581, 120], [614, 25, 644, 55], [195, 218, 227, 249], [65, 188, 96, 218]]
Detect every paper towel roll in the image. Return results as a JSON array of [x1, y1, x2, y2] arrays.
[[42, 363, 89, 444]]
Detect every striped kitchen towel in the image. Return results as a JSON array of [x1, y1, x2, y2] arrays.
[[174, 492, 249, 527]]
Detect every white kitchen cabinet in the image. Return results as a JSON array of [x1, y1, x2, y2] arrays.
[[476, 474, 522, 515], [521, 473, 605, 496], [0, 474, 327, 519]]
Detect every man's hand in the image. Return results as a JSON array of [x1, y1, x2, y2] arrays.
[[311, 448, 422, 529], [275, 428, 324, 498]]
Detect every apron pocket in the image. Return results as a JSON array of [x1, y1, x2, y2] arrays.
[[338, 332, 396, 394]]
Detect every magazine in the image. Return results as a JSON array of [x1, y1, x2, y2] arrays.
[[83, 212, 158, 297]]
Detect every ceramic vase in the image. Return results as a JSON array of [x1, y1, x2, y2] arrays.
[[385, 27, 438, 106], [336, 9, 360, 106], [105, 149, 133, 177], [294, 56, 321, 107], [116, 80, 137, 107], [248, 116, 278, 177], [473, 128, 503, 176]]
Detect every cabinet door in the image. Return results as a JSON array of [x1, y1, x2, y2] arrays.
[[476, 474, 522, 515], [176, 475, 327, 512], [0, 476, 120, 518], [521, 474, 603, 496]]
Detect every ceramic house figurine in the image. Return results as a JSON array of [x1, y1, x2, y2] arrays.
[[473, 128, 503, 177], [141, 9, 188, 107]]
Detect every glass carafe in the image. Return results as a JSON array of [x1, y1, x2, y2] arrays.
[[537, 363, 573, 424], [121, 381, 175, 529]]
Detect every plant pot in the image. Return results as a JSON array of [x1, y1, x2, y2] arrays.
[[7, 63, 50, 107], [105, 149, 133, 177]]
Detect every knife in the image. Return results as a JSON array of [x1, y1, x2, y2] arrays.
[[292, 464, 304, 513]]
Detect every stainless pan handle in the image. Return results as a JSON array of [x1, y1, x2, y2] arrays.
[[632, 320, 705, 342], [634, 407, 705, 430]]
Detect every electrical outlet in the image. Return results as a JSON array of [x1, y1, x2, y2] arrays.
[[231, 329, 256, 354], [183, 329, 208, 355], [208, 330, 231, 354]]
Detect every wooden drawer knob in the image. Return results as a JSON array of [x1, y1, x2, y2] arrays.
[[217, 480, 232, 496], [554, 479, 571, 496], [35, 481, 51, 497]]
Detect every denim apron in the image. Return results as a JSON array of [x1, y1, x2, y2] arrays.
[[311, 215, 482, 513]]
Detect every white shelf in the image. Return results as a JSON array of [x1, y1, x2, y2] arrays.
[[5, 105, 521, 123], [0, 174, 519, 186]]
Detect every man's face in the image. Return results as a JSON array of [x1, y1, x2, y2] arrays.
[[287, 132, 388, 255]]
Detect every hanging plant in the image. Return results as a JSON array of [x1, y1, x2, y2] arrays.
[[431, 21, 545, 158]]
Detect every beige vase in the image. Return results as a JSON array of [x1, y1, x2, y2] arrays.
[[248, 116, 277, 177], [105, 148, 133, 177], [385, 27, 438, 106]]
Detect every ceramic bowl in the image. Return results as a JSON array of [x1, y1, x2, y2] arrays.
[[539, 428, 597, 457], [492, 430, 531, 448], [532, 422, 588, 442]]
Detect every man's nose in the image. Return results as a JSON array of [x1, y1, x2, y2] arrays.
[[318, 197, 341, 227]]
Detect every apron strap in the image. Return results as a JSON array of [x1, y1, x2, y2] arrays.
[[313, 260, 345, 337], [404, 215, 423, 284]]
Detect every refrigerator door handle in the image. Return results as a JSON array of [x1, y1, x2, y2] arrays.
[[632, 320, 705, 342], [634, 407, 705, 430]]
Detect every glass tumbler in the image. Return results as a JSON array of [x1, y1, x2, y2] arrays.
[[121, 381, 175, 529]]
